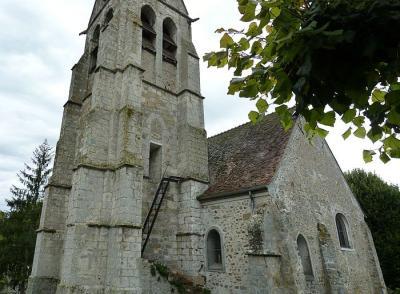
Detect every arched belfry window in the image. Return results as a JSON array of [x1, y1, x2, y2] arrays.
[[141, 5, 156, 51], [206, 229, 223, 271], [162, 18, 177, 64], [104, 8, 114, 26], [89, 25, 100, 74], [297, 234, 314, 279], [336, 213, 351, 249]]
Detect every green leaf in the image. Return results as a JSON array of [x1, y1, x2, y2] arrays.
[[384, 135, 400, 150], [316, 127, 329, 138], [354, 127, 366, 138], [276, 105, 293, 131], [342, 109, 356, 124], [249, 111, 260, 123], [319, 111, 336, 127], [271, 7, 281, 18], [251, 41, 263, 55], [385, 90, 400, 106], [220, 33, 234, 48], [372, 89, 386, 103], [247, 22, 260, 37], [387, 109, 400, 126], [256, 98, 268, 113], [367, 126, 383, 143], [342, 127, 352, 140], [363, 150, 375, 163], [241, 2, 257, 22], [390, 82, 400, 91], [379, 152, 391, 164], [239, 38, 250, 50], [353, 116, 365, 128]]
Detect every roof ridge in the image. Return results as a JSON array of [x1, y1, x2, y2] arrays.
[[207, 119, 251, 140]]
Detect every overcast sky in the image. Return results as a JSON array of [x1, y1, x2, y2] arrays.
[[0, 1, 398, 211]]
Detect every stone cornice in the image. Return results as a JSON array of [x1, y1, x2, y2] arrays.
[[142, 80, 204, 100]]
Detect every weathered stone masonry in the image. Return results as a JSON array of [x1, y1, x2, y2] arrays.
[[28, 0, 387, 293]]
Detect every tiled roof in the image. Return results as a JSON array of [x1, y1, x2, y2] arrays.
[[199, 113, 293, 201]]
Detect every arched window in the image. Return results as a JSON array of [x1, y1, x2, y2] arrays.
[[206, 229, 223, 271], [89, 25, 100, 74], [141, 5, 156, 51], [297, 234, 314, 279], [336, 213, 351, 249], [104, 8, 114, 26], [162, 18, 177, 63]]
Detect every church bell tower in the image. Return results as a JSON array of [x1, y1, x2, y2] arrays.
[[28, 0, 209, 292]]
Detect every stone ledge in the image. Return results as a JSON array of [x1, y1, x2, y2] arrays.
[[97, 63, 145, 74], [36, 228, 57, 234], [45, 183, 72, 190], [176, 232, 204, 237], [73, 162, 143, 172], [87, 223, 142, 230], [246, 251, 281, 258], [63, 100, 82, 108]]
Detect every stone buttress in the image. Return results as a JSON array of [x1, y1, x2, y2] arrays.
[[28, 0, 209, 293]]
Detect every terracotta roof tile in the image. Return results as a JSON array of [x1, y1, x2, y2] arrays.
[[199, 113, 293, 201]]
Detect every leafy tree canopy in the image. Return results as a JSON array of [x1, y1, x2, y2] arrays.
[[0, 140, 53, 293], [345, 169, 400, 290], [204, 0, 400, 163]]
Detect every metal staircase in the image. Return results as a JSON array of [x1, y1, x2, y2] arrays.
[[141, 176, 184, 256]]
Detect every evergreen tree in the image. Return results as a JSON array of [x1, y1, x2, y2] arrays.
[[0, 140, 53, 293], [7, 140, 52, 210], [345, 169, 400, 291]]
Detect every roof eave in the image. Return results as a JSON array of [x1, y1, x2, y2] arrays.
[[197, 185, 269, 203]]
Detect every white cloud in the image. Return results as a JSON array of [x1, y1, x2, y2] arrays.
[[0, 0, 398, 210]]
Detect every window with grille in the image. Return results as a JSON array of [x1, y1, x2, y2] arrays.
[[141, 5, 156, 52], [162, 18, 177, 64]]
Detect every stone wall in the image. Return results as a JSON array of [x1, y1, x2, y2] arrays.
[[200, 196, 254, 293], [269, 120, 387, 293], [29, 0, 209, 292]]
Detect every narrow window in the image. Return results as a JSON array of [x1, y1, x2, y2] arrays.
[[336, 213, 351, 249], [207, 229, 223, 271], [89, 25, 100, 74], [141, 5, 156, 51], [149, 143, 162, 181], [162, 18, 177, 64], [104, 8, 114, 26], [297, 234, 314, 279]]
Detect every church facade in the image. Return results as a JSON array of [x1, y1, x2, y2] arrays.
[[27, 0, 386, 293]]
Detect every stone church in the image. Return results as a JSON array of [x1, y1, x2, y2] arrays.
[[28, 0, 387, 293]]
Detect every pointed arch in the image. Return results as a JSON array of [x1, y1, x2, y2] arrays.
[[162, 17, 177, 63], [336, 213, 351, 249], [296, 234, 314, 279], [141, 5, 156, 51]]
